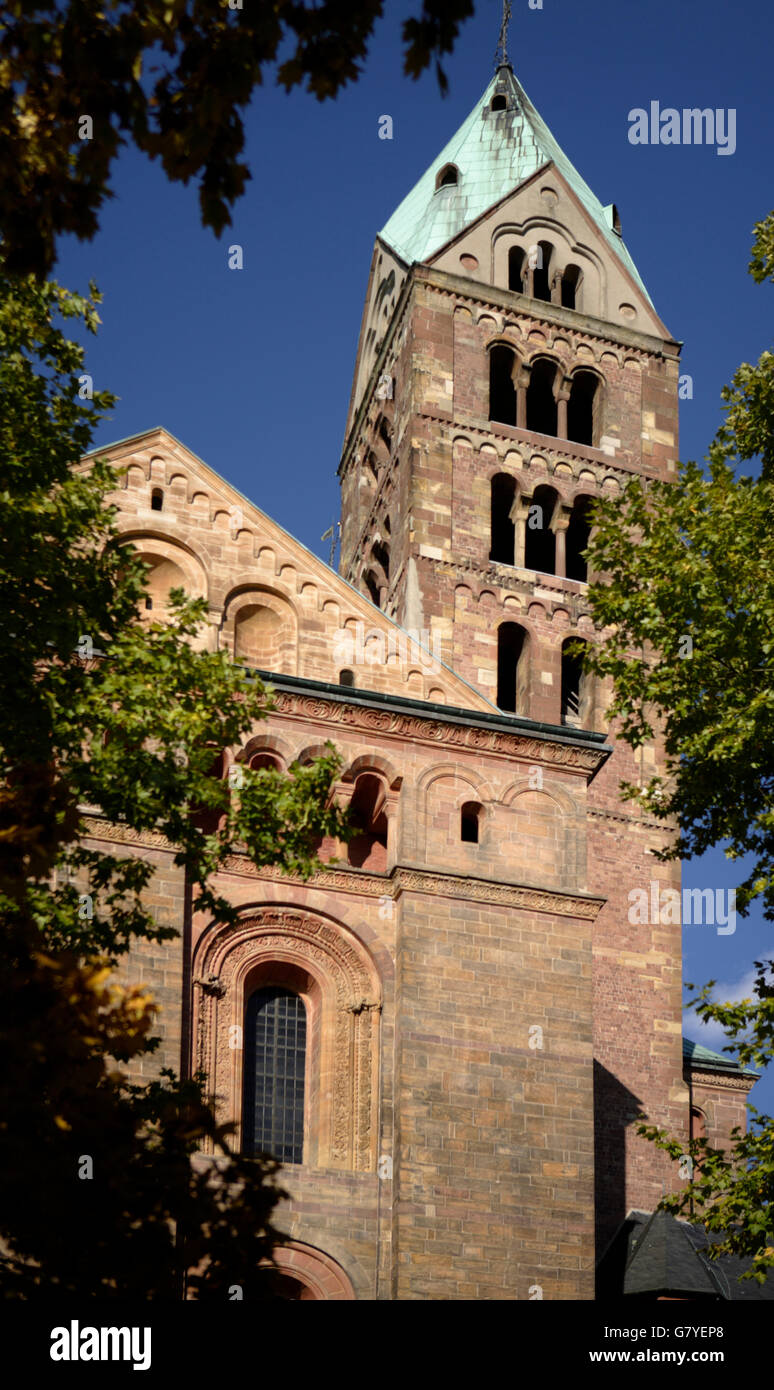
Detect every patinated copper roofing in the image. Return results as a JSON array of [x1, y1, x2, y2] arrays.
[[380, 64, 654, 308]]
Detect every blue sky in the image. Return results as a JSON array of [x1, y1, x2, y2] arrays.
[[54, 0, 774, 1112]]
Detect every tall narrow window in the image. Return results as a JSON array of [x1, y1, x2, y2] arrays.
[[490, 473, 517, 564], [690, 1106, 707, 1142], [532, 241, 553, 301], [348, 772, 388, 870], [567, 371, 600, 446], [526, 359, 558, 436], [497, 622, 528, 713], [524, 484, 557, 575], [508, 246, 525, 292], [561, 638, 591, 727], [364, 570, 381, 607], [151, 488, 164, 511], [372, 539, 390, 581], [561, 264, 582, 310], [461, 802, 482, 843], [489, 344, 517, 426], [378, 417, 391, 453], [566, 496, 593, 582], [243, 987, 306, 1163]]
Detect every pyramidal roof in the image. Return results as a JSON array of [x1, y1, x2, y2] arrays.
[[380, 64, 653, 308]]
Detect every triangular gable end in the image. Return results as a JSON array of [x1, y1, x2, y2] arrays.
[[428, 161, 671, 341], [380, 65, 660, 321], [86, 427, 497, 714]]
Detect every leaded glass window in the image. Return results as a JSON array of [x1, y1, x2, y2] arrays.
[[243, 986, 306, 1163]]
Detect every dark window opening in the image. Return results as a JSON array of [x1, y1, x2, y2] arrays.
[[461, 801, 482, 843], [567, 370, 599, 446], [339, 668, 355, 688], [508, 246, 525, 292], [566, 496, 593, 582], [532, 241, 553, 302], [436, 163, 459, 188], [561, 638, 591, 727], [489, 344, 517, 426], [561, 263, 582, 310], [249, 751, 282, 772], [378, 417, 391, 453], [348, 772, 388, 870], [243, 987, 306, 1164], [366, 451, 379, 481], [526, 359, 558, 436], [372, 540, 390, 581], [151, 488, 163, 511], [491, 94, 507, 111], [144, 596, 153, 611], [364, 570, 381, 607], [192, 749, 227, 834], [497, 622, 528, 714], [524, 484, 557, 575], [383, 515, 391, 535], [490, 473, 517, 564]]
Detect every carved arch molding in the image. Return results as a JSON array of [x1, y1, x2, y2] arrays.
[[194, 909, 381, 1172]]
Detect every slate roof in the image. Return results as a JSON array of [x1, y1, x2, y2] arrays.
[[379, 63, 654, 308], [597, 1210, 774, 1300], [624, 1210, 720, 1298]]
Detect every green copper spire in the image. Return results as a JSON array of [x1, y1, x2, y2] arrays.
[[379, 65, 654, 309]]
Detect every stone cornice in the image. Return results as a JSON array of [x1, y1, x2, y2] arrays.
[[415, 264, 681, 359], [391, 866, 603, 920], [269, 687, 608, 774], [411, 549, 593, 618], [685, 1067, 758, 1093], [212, 855, 605, 921], [82, 815, 173, 852], [426, 413, 663, 486], [588, 807, 676, 833]]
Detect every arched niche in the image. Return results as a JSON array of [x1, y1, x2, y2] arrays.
[[225, 588, 298, 675], [123, 534, 208, 638]]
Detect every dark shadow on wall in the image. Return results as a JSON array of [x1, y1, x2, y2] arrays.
[[594, 1060, 643, 1277]]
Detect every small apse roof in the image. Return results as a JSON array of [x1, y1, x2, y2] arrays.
[[683, 1036, 758, 1079]]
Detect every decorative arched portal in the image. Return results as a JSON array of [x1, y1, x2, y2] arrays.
[[193, 908, 381, 1171], [256, 1242, 356, 1300]]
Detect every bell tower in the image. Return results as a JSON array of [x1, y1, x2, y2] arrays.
[[339, 60, 690, 1254]]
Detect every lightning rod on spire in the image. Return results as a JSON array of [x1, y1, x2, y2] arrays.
[[495, 0, 512, 69]]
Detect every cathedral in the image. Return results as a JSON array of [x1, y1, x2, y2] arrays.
[[86, 61, 757, 1299]]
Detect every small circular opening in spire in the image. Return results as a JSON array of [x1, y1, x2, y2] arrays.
[[491, 94, 508, 112], [435, 163, 459, 190]]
